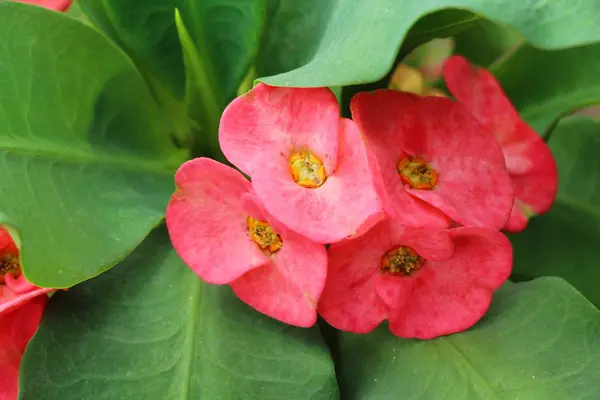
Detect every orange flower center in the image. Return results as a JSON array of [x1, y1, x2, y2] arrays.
[[397, 156, 438, 190], [289, 150, 326, 188], [247, 217, 283, 254], [381, 246, 424, 276]]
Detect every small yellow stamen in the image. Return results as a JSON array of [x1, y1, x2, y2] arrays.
[[247, 217, 283, 254], [397, 156, 438, 190], [381, 246, 424, 276], [289, 150, 327, 188]]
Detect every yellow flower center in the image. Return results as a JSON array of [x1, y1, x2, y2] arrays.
[[247, 217, 283, 254], [381, 246, 425, 276], [289, 150, 326, 188], [397, 156, 438, 190]]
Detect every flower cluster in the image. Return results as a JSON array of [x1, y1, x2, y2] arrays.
[[167, 57, 557, 339]]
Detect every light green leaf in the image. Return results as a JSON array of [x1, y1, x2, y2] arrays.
[[0, 3, 183, 287], [494, 43, 600, 134], [510, 116, 600, 307], [19, 227, 339, 400], [259, 0, 600, 87], [336, 278, 600, 399]]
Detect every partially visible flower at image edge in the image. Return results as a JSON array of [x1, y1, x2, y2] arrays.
[[318, 219, 513, 339], [166, 157, 328, 327], [443, 55, 558, 232], [11, 0, 72, 12], [0, 227, 52, 400], [0, 295, 47, 400], [0, 228, 53, 314], [219, 83, 383, 244]]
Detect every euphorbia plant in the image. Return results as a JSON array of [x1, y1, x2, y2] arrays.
[[2, 0, 600, 399]]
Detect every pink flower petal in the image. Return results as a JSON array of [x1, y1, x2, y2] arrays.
[[166, 158, 269, 284], [504, 199, 530, 233], [230, 225, 327, 328], [443, 56, 558, 231], [318, 221, 403, 333], [0, 273, 52, 314], [251, 118, 384, 243], [13, 0, 72, 11], [389, 227, 512, 339], [219, 83, 340, 176], [352, 90, 513, 229], [0, 295, 47, 400]]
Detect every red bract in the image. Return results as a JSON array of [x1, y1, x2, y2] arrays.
[[166, 157, 328, 327], [0, 228, 52, 314], [318, 219, 512, 339], [443, 55, 558, 232], [0, 295, 47, 400], [219, 83, 383, 244], [351, 90, 514, 229], [12, 0, 72, 11]]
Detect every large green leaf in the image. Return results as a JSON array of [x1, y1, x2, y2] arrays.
[[175, 0, 264, 156], [336, 278, 600, 399], [510, 117, 600, 306], [453, 18, 522, 67], [494, 43, 600, 134], [259, 0, 600, 87], [0, 3, 182, 288], [19, 226, 339, 400], [78, 0, 184, 100]]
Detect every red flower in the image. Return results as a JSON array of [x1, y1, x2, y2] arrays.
[[12, 0, 72, 11], [0, 228, 52, 314], [318, 219, 512, 339], [166, 158, 328, 327], [351, 90, 514, 229], [0, 295, 47, 400], [219, 83, 383, 244], [443, 55, 558, 232]]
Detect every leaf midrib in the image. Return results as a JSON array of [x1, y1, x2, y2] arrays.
[[0, 142, 175, 175], [180, 277, 202, 399], [436, 339, 498, 399]]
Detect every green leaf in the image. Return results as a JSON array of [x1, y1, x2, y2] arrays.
[[510, 116, 600, 307], [453, 18, 522, 67], [77, 0, 192, 145], [78, 0, 184, 100], [259, 0, 600, 87], [0, 3, 183, 288], [494, 43, 600, 134], [336, 278, 600, 399], [178, 0, 265, 104], [400, 10, 480, 52], [19, 226, 339, 400], [175, 0, 264, 156]]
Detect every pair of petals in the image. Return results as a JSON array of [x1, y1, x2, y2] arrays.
[[351, 90, 514, 230], [166, 158, 327, 327], [219, 84, 383, 244], [0, 295, 47, 400], [443, 55, 558, 232], [318, 220, 512, 339]]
